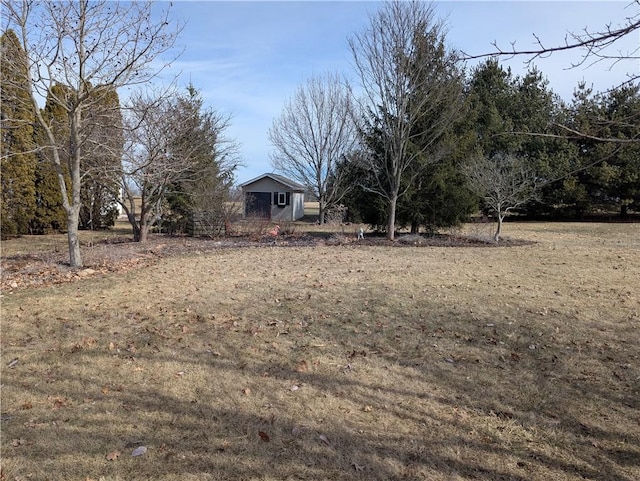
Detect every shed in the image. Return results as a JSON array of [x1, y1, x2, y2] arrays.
[[240, 173, 305, 221]]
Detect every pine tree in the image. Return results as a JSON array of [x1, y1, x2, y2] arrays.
[[468, 60, 575, 219], [1, 30, 36, 238], [163, 85, 237, 236]]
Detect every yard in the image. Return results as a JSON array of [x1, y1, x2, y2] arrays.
[[1, 221, 639, 480]]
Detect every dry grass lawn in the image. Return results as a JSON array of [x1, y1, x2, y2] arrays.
[[1, 222, 639, 480]]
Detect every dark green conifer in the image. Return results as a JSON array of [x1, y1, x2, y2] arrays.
[[1, 30, 37, 238]]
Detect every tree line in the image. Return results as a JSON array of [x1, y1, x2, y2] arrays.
[[269, 1, 640, 241], [1, 0, 239, 267], [2, 0, 638, 268]]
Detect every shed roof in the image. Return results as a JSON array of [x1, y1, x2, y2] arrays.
[[240, 173, 306, 191]]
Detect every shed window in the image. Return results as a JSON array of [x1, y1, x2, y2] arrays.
[[277, 192, 287, 206]]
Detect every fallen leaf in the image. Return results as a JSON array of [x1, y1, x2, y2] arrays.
[[352, 462, 365, 472], [131, 446, 147, 457], [258, 431, 270, 442], [105, 450, 120, 461], [243, 387, 251, 396], [49, 396, 68, 409], [20, 401, 32, 410], [319, 434, 330, 446], [296, 360, 308, 372], [11, 438, 25, 447]]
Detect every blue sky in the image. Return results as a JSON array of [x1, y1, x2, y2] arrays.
[[154, 1, 639, 182]]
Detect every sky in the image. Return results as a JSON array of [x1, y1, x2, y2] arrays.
[[152, 1, 639, 183]]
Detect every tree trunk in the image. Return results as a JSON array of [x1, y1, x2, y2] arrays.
[[410, 219, 419, 234], [66, 209, 83, 267], [127, 212, 141, 242], [493, 213, 504, 243], [138, 212, 151, 242], [66, 108, 84, 267], [318, 199, 326, 224], [620, 204, 628, 219], [387, 195, 397, 240]]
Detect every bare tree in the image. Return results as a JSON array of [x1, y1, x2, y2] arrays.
[[120, 88, 237, 242], [463, 154, 538, 242], [269, 72, 358, 224], [1, 0, 181, 267], [348, 0, 465, 239]]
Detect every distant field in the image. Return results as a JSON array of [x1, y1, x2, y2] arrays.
[[304, 201, 320, 216], [1, 222, 639, 480]]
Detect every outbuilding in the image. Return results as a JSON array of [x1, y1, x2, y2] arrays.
[[240, 173, 305, 221]]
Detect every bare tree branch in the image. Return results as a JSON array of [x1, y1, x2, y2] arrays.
[[349, 0, 465, 239], [463, 154, 538, 242], [1, 0, 182, 266], [462, 0, 640, 80], [269, 72, 358, 224]]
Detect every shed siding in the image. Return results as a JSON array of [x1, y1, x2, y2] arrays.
[[241, 174, 305, 222], [245, 177, 284, 193]]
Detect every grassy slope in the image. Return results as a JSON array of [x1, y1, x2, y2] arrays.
[[1, 222, 639, 480]]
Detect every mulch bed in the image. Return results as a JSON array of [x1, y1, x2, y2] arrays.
[[0, 233, 533, 292]]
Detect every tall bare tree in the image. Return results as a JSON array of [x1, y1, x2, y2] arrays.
[[349, 0, 465, 239], [1, 0, 181, 267], [269, 72, 357, 224]]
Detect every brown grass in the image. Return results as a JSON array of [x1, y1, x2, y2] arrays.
[[1, 222, 639, 480], [0, 221, 133, 257]]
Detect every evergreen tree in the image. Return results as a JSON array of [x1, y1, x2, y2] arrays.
[[467, 59, 519, 157], [600, 85, 640, 217], [30, 159, 68, 233], [569, 84, 640, 217], [30, 84, 71, 234], [397, 107, 479, 234], [467, 60, 574, 218], [349, 1, 465, 239], [0, 30, 36, 238], [395, 48, 473, 234], [164, 85, 237, 236], [337, 152, 388, 229], [79, 86, 123, 230]]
